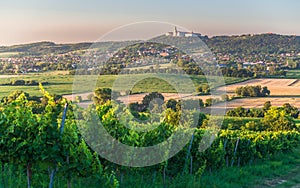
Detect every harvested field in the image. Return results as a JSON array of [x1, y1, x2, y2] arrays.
[[211, 97, 300, 110], [218, 78, 300, 96], [65, 78, 300, 111]]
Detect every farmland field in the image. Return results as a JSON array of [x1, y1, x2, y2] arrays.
[[210, 97, 300, 111], [217, 78, 300, 96], [286, 69, 300, 78], [0, 72, 246, 99], [66, 77, 300, 110]]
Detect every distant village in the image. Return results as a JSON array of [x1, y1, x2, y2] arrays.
[[0, 28, 299, 74]]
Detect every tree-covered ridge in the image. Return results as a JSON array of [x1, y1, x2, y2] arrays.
[[207, 34, 300, 56], [1, 33, 300, 75], [0, 42, 93, 56], [1, 33, 299, 57]]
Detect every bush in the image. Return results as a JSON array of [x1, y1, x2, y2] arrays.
[[11, 79, 25, 85], [8, 79, 47, 86], [75, 96, 82, 103], [87, 93, 94, 101]]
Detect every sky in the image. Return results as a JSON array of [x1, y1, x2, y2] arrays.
[[0, 0, 300, 45]]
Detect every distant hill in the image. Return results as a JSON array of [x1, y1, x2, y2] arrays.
[[0, 42, 92, 56], [206, 33, 300, 55], [0, 33, 300, 57]]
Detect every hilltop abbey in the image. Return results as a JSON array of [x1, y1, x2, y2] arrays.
[[165, 27, 200, 37]]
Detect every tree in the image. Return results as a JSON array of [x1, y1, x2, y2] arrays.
[[75, 96, 82, 103], [93, 88, 113, 105], [166, 99, 178, 111], [261, 86, 270, 96], [282, 103, 299, 118], [199, 99, 204, 108], [221, 94, 229, 101], [261, 108, 297, 131], [235, 85, 270, 97], [142, 92, 164, 109], [226, 106, 248, 117], [262, 101, 272, 112], [197, 84, 210, 94], [1, 90, 30, 104], [87, 93, 94, 101], [205, 98, 213, 107]]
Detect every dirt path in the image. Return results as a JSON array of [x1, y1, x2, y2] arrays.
[[254, 165, 300, 188], [0, 75, 17, 78]]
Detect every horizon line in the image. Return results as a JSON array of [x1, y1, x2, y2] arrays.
[[1, 31, 299, 47]]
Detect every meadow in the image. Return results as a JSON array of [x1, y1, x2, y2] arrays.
[[0, 72, 246, 98], [286, 69, 300, 79]]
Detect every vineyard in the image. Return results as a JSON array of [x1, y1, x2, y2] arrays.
[[0, 88, 299, 187]]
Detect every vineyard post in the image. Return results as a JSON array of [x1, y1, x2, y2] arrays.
[[183, 133, 195, 175], [223, 138, 228, 167], [163, 165, 166, 188], [60, 103, 68, 134], [49, 103, 68, 188], [1, 161, 4, 188], [231, 137, 240, 167], [190, 156, 193, 175]]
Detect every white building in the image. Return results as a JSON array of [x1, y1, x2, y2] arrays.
[[165, 27, 200, 37]]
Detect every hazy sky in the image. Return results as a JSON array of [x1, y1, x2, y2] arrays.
[[1, 0, 299, 45]]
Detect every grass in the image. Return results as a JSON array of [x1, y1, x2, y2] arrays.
[[1, 146, 299, 188], [286, 69, 300, 78], [117, 146, 300, 188], [0, 52, 20, 58], [0, 72, 246, 98]]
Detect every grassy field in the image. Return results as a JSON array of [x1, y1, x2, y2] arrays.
[[0, 137, 298, 188], [0, 72, 246, 98], [0, 52, 20, 58], [286, 69, 300, 78], [115, 146, 300, 188]]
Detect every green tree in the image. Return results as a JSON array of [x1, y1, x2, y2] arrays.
[[142, 92, 164, 109], [261, 86, 270, 96], [262, 101, 272, 112], [261, 107, 297, 131], [166, 99, 178, 111], [282, 103, 299, 118], [75, 95, 82, 103], [93, 88, 113, 105]]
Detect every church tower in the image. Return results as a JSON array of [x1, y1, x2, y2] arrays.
[[173, 26, 178, 36]]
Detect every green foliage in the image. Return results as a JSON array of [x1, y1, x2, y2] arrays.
[[263, 101, 272, 112], [87, 93, 94, 101], [93, 88, 117, 105], [0, 88, 118, 187], [235, 85, 270, 97], [226, 107, 264, 118], [204, 98, 220, 107], [0, 87, 299, 187], [75, 95, 82, 103], [129, 92, 165, 116], [196, 84, 210, 94], [142, 92, 164, 107], [3, 79, 49, 86], [282, 103, 299, 118], [261, 107, 298, 131], [166, 99, 178, 111]]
